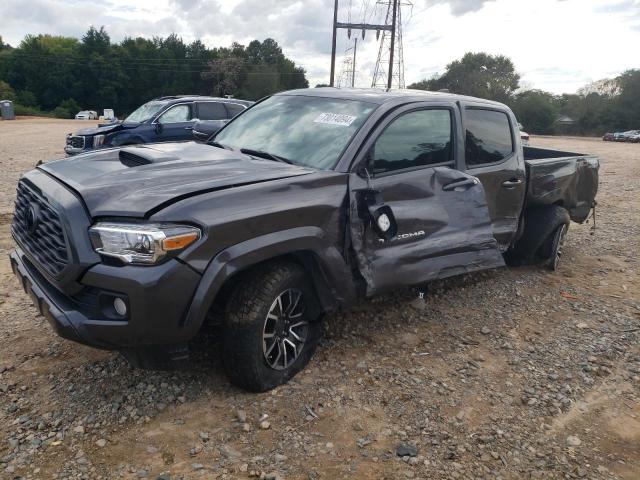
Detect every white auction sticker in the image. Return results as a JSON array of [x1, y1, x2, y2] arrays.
[[313, 112, 357, 126]]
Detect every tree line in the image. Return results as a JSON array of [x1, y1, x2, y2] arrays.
[[409, 52, 640, 136], [0, 28, 308, 118]]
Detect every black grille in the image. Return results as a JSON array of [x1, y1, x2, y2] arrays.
[[12, 181, 69, 277], [67, 136, 85, 149]]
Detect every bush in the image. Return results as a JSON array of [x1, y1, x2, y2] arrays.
[[17, 90, 37, 107], [52, 98, 82, 119], [53, 106, 73, 119], [13, 104, 53, 117]]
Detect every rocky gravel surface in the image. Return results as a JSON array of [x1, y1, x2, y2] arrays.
[[0, 121, 638, 479]]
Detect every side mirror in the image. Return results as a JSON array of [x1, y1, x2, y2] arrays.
[[155, 122, 163, 134], [356, 188, 397, 241]]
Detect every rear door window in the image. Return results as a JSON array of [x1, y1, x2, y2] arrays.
[[197, 102, 228, 120], [226, 103, 246, 118], [464, 109, 514, 167]]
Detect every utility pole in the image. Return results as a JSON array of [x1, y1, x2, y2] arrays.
[[329, 0, 339, 87], [352, 38, 357, 87]]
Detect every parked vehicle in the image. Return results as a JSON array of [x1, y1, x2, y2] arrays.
[[65, 96, 252, 155], [101, 109, 116, 122], [518, 123, 530, 146], [602, 132, 615, 141], [628, 131, 640, 143], [193, 119, 232, 141], [11, 88, 599, 392], [613, 130, 639, 142], [75, 110, 98, 120], [192, 101, 255, 141]]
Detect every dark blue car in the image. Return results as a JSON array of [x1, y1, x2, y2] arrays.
[[65, 96, 253, 155]]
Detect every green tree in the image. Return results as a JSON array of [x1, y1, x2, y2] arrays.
[[0, 29, 308, 116], [510, 90, 558, 134], [0, 36, 11, 51], [409, 52, 520, 103], [0, 80, 16, 101], [615, 69, 640, 130], [17, 90, 37, 107]]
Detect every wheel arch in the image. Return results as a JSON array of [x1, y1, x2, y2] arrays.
[[181, 227, 357, 336]]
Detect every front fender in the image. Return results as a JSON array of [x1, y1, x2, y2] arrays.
[[180, 226, 356, 336]]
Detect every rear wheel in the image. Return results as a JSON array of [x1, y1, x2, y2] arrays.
[[543, 223, 567, 271], [222, 262, 322, 392], [505, 205, 570, 267]]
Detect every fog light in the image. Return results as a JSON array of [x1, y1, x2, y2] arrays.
[[113, 297, 127, 316]]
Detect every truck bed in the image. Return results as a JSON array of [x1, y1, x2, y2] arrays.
[[523, 146, 599, 223]]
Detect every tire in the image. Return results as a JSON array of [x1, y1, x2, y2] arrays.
[[542, 223, 567, 271], [505, 206, 570, 266], [222, 262, 323, 392]]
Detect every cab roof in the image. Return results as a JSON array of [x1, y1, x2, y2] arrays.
[[278, 87, 507, 109], [154, 95, 253, 106]]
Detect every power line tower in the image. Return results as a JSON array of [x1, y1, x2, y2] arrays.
[[337, 38, 357, 88], [329, 0, 393, 88], [371, 0, 407, 89]]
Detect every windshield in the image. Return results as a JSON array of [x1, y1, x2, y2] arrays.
[[212, 95, 377, 170], [125, 101, 167, 123]]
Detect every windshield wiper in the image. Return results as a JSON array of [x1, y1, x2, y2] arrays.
[[209, 141, 232, 150], [240, 148, 293, 165]]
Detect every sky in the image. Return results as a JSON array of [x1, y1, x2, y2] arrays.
[[1, 0, 639, 94]]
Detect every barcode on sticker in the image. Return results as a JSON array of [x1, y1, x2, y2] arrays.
[[313, 113, 357, 126]]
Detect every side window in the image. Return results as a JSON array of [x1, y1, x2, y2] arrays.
[[158, 104, 191, 124], [197, 102, 227, 120], [465, 109, 514, 167], [372, 109, 453, 174], [226, 103, 246, 118]]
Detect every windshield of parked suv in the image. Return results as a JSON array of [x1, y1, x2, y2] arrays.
[[212, 95, 378, 170], [124, 101, 167, 123]]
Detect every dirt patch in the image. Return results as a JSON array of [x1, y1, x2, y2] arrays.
[[0, 124, 639, 479]]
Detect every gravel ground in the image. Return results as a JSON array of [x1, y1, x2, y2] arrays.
[[0, 119, 639, 480]]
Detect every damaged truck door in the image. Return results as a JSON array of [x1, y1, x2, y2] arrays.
[[461, 105, 527, 248], [349, 103, 504, 295]]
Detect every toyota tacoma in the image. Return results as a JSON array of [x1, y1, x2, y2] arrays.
[[11, 88, 599, 392]]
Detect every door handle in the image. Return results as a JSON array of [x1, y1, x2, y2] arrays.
[[501, 178, 523, 188], [443, 178, 478, 192], [185, 126, 194, 130]]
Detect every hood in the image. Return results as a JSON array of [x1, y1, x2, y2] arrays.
[[40, 142, 314, 217], [73, 121, 136, 136]]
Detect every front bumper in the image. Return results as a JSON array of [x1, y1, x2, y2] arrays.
[[10, 246, 202, 351], [64, 146, 88, 155]]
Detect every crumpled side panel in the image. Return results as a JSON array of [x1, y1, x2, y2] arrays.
[[348, 167, 505, 296]]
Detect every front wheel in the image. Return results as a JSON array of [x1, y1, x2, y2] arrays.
[[222, 262, 322, 392]]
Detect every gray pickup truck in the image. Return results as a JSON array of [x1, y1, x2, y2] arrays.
[[10, 88, 598, 391]]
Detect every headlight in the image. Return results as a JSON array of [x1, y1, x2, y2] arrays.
[[93, 134, 106, 148], [89, 223, 201, 265]]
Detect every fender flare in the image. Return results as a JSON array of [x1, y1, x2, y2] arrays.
[[180, 226, 357, 335]]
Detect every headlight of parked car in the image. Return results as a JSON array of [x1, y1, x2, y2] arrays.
[[89, 222, 201, 265], [93, 134, 106, 148]]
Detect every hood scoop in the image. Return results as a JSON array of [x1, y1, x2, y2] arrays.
[[119, 147, 179, 168]]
